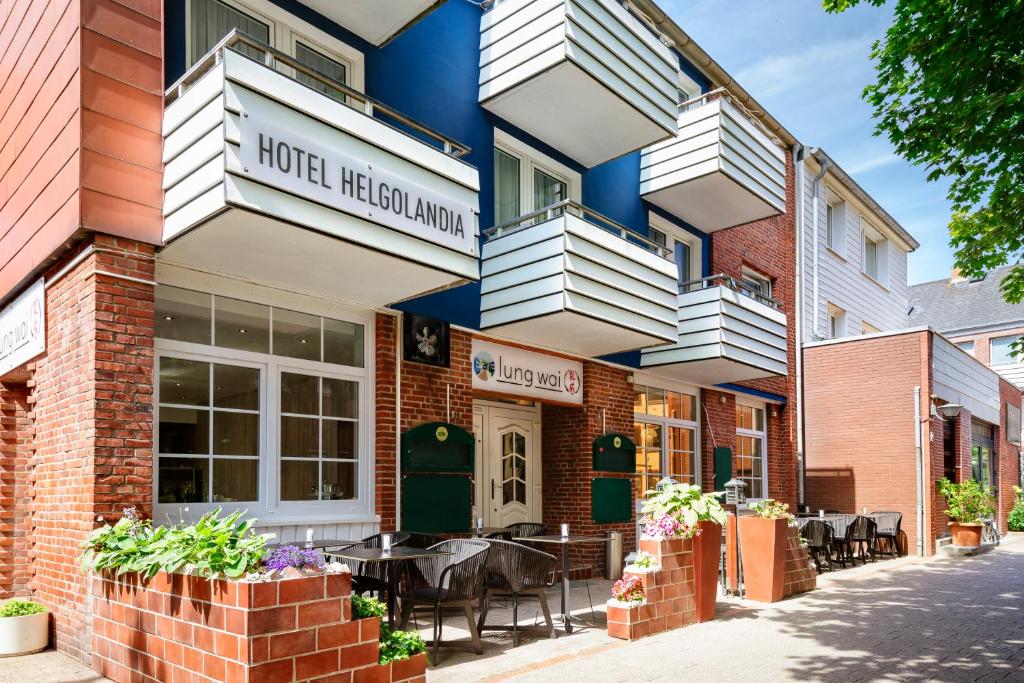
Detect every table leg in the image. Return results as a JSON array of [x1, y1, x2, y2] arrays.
[[561, 544, 572, 634], [387, 563, 398, 630]]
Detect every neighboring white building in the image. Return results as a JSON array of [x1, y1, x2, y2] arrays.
[[798, 149, 919, 342]]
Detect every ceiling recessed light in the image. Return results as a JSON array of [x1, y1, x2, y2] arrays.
[[237, 328, 247, 333], [163, 315, 174, 321], [175, 383, 181, 387], [299, 338, 308, 344]]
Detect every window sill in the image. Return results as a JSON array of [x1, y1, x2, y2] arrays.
[[825, 246, 846, 261], [860, 271, 890, 291], [153, 503, 378, 528]]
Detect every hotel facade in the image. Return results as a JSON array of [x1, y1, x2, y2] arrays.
[[1, 0, 810, 661]]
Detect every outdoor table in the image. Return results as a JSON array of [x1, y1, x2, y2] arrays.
[[469, 526, 510, 538], [329, 546, 451, 629], [265, 539, 356, 551], [514, 534, 615, 634]]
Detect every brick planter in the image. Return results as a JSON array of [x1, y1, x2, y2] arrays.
[[782, 527, 817, 598], [606, 537, 698, 641], [91, 571, 426, 683]]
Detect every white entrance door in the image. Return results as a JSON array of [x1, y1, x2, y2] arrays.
[[473, 402, 541, 527]]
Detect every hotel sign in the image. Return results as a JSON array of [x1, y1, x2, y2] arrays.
[[238, 115, 477, 257], [471, 339, 583, 405], [0, 279, 45, 377]]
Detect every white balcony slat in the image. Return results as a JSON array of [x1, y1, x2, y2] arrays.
[[565, 272, 675, 327], [163, 96, 223, 164], [571, 0, 677, 87], [480, 293, 566, 329], [163, 125, 224, 190], [479, 23, 565, 81], [565, 253, 676, 306], [565, 291, 677, 341], [164, 184, 225, 242], [163, 155, 225, 216], [481, 273, 566, 311], [481, 254, 564, 294], [480, 234, 565, 277], [163, 63, 224, 136]]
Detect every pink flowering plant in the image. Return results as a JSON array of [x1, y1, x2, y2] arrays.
[[638, 482, 726, 539], [610, 574, 645, 604]]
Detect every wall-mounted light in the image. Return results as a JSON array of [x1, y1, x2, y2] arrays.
[[936, 403, 963, 420]]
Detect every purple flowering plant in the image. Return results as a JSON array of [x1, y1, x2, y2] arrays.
[[265, 545, 326, 572]]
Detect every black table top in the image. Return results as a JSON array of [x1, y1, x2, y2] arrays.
[[516, 534, 615, 544], [266, 539, 356, 550], [329, 546, 452, 562]]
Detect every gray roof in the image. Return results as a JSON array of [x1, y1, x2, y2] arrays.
[[908, 265, 1024, 334]]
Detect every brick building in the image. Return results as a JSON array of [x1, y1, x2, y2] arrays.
[[0, 0, 806, 663]]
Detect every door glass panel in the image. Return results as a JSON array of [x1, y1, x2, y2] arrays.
[[281, 373, 319, 415], [160, 357, 209, 406], [159, 408, 209, 454], [189, 0, 270, 63], [533, 168, 566, 210], [494, 149, 521, 225], [500, 429, 527, 506], [213, 364, 259, 410], [294, 41, 347, 102]]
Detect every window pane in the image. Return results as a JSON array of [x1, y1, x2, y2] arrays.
[[159, 408, 209, 454], [215, 296, 270, 353], [160, 357, 209, 406], [273, 308, 321, 362], [213, 459, 258, 502], [213, 411, 258, 456], [494, 149, 521, 224], [675, 242, 691, 287], [322, 378, 357, 418], [646, 387, 666, 417], [633, 385, 647, 414], [294, 41, 347, 101], [189, 0, 270, 64], [213, 364, 259, 410], [281, 373, 319, 415], [324, 318, 364, 367], [321, 461, 356, 500], [323, 420, 356, 459], [156, 286, 211, 344], [281, 416, 319, 457], [158, 457, 209, 503], [665, 391, 695, 421], [991, 335, 1019, 365], [281, 460, 319, 501], [736, 406, 750, 431], [533, 168, 566, 210]]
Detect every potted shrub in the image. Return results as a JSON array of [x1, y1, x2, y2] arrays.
[[608, 574, 645, 607], [938, 478, 995, 547], [1009, 486, 1024, 532], [738, 499, 794, 603], [640, 483, 726, 621], [0, 599, 49, 657]]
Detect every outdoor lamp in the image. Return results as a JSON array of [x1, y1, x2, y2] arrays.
[[724, 478, 747, 506], [655, 476, 679, 492], [936, 403, 963, 420]]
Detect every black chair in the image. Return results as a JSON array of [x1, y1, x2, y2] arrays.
[[872, 512, 903, 557], [399, 539, 490, 664], [505, 522, 546, 539], [846, 516, 877, 565], [477, 540, 556, 646], [404, 532, 444, 549], [801, 519, 835, 573], [340, 533, 411, 596]]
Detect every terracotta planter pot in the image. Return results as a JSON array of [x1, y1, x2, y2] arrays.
[[950, 522, 984, 548], [738, 516, 787, 603], [693, 520, 722, 622]]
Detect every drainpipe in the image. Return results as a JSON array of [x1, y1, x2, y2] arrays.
[[914, 385, 924, 557], [808, 149, 829, 339], [395, 314, 403, 531], [792, 144, 807, 508]]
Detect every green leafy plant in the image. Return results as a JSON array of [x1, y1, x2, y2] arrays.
[[641, 483, 728, 528], [631, 550, 656, 570], [81, 507, 272, 580], [748, 499, 794, 520], [378, 624, 427, 664], [352, 595, 387, 619], [0, 600, 46, 618], [938, 478, 995, 524], [1009, 486, 1024, 532]]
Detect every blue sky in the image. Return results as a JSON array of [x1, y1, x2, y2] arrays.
[[661, 0, 954, 284]]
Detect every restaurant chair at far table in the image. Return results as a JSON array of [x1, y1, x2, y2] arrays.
[[399, 539, 490, 663], [477, 540, 557, 646], [505, 522, 546, 539], [801, 519, 835, 573], [336, 533, 410, 597], [847, 515, 878, 565], [404, 532, 444, 549], [872, 512, 903, 558]]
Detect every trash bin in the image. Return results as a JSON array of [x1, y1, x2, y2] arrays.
[[606, 530, 622, 580]]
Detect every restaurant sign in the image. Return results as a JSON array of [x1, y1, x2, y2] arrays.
[[238, 115, 477, 257], [471, 339, 582, 405], [0, 279, 45, 377]]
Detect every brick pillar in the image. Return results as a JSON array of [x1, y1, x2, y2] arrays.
[[29, 235, 155, 662], [375, 314, 398, 531], [700, 389, 735, 493], [541, 361, 634, 574], [0, 380, 33, 599]]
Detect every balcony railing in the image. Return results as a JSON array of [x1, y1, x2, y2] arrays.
[[680, 273, 782, 310], [166, 30, 470, 158]]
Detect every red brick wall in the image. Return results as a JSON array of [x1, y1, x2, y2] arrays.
[[996, 378, 1021, 531], [375, 314, 398, 532], [399, 327, 473, 433], [709, 154, 798, 508], [541, 361, 634, 573], [700, 388, 734, 492], [947, 325, 1024, 366], [26, 234, 154, 662], [804, 332, 925, 552], [0, 380, 33, 599]]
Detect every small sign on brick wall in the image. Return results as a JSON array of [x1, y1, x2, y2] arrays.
[[0, 278, 44, 377]]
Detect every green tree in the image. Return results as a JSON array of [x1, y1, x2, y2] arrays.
[[824, 0, 1024, 320]]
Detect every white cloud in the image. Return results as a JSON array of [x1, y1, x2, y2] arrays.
[[844, 151, 899, 175], [734, 36, 871, 100]]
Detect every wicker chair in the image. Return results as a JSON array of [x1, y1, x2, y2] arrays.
[[339, 533, 411, 597], [399, 539, 490, 663], [846, 516, 877, 565], [505, 522, 546, 539], [404, 532, 444, 549], [872, 512, 903, 557], [477, 540, 556, 646], [801, 519, 834, 573]]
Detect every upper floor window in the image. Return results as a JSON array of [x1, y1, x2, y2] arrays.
[[740, 267, 772, 300], [825, 192, 846, 256], [827, 302, 846, 339], [649, 215, 701, 291], [861, 221, 889, 286], [956, 340, 976, 356], [492, 131, 579, 226], [861, 321, 880, 335], [991, 335, 1021, 365], [633, 384, 699, 496]]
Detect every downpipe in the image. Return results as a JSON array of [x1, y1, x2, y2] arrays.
[[914, 385, 924, 557]]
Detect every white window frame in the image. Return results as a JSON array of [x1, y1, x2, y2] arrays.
[[861, 219, 889, 287], [740, 266, 773, 299], [955, 340, 976, 357], [649, 212, 702, 289], [632, 379, 702, 493], [185, 0, 365, 92], [152, 270, 375, 525], [826, 302, 846, 339], [861, 320, 880, 335], [825, 188, 847, 257], [493, 129, 582, 219], [735, 398, 768, 504], [991, 335, 1021, 366]]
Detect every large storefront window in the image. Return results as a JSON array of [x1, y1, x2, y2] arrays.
[[633, 384, 698, 495], [155, 285, 369, 519], [736, 404, 767, 500]]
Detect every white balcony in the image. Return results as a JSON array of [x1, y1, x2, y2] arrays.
[[160, 33, 479, 308], [478, 0, 678, 167], [480, 201, 679, 357], [297, 1, 447, 46], [641, 276, 788, 385], [640, 93, 787, 232]]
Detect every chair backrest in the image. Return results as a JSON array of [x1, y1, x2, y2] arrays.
[[848, 515, 877, 541], [416, 539, 489, 602], [404, 532, 443, 549], [505, 522, 546, 538], [872, 512, 902, 534], [482, 539, 556, 593], [361, 532, 411, 549], [801, 519, 834, 548]]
